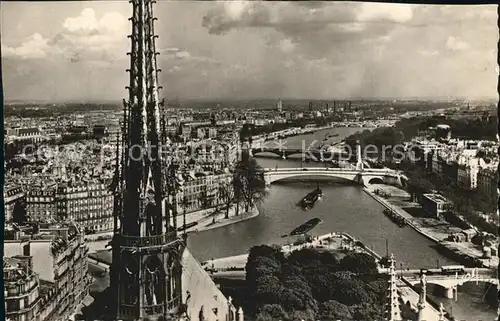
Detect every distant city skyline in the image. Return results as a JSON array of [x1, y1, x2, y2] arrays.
[[1, 1, 498, 101]]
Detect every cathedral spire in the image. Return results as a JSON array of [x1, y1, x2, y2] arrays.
[[120, 0, 165, 237], [110, 1, 185, 319], [386, 253, 402, 321]]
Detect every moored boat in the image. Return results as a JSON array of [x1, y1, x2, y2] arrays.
[[383, 209, 406, 227]]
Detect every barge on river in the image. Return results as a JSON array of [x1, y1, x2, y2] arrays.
[[383, 209, 406, 227], [282, 218, 322, 237], [299, 185, 323, 209], [177, 221, 198, 231]]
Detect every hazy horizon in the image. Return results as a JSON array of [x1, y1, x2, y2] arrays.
[[4, 96, 498, 106], [1, 2, 498, 101]]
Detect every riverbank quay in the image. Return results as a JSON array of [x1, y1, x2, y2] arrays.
[[253, 124, 339, 142], [190, 206, 259, 233], [202, 232, 380, 274], [85, 205, 259, 253], [364, 184, 498, 268], [252, 121, 388, 143]]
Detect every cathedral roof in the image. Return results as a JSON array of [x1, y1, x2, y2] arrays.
[[181, 247, 236, 321]]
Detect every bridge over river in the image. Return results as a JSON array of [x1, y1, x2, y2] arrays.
[[252, 147, 348, 161], [263, 167, 407, 186]]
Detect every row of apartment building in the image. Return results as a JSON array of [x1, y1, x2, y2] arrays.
[[412, 138, 498, 205], [4, 222, 91, 321], [5, 127, 45, 143], [22, 182, 114, 233], [176, 172, 232, 213], [6, 171, 235, 233]]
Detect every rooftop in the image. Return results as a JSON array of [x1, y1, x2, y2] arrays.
[[422, 193, 451, 204], [3, 256, 36, 283]]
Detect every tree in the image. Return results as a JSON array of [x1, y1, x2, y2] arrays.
[[280, 286, 316, 313], [12, 201, 27, 224], [198, 185, 208, 209], [400, 300, 417, 321], [239, 123, 254, 144], [287, 309, 316, 321], [246, 246, 284, 290], [328, 275, 375, 306], [247, 254, 283, 312], [233, 175, 243, 216], [218, 179, 235, 219], [180, 196, 190, 232], [365, 279, 388, 302], [339, 252, 378, 275], [233, 155, 268, 212], [254, 256, 282, 278], [406, 170, 434, 202], [256, 304, 288, 321], [308, 273, 338, 302], [318, 300, 353, 321], [379, 256, 390, 268], [255, 275, 282, 305], [349, 302, 385, 321], [244, 244, 389, 320]]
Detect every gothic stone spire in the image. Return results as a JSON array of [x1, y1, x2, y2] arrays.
[[110, 1, 184, 320], [121, 0, 166, 237], [386, 253, 402, 321]]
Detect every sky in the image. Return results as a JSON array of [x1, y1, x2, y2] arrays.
[[1, 1, 498, 101]]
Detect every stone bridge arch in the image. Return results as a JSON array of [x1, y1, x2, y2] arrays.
[[252, 150, 283, 158], [407, 276, 498, 299], [366, 177, 384, 185], [263, 168, 403, 186]]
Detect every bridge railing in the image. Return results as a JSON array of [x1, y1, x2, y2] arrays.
[[403, 271, 498, 284], [264, 167, 399, 175]]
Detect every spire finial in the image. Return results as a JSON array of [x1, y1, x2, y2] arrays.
[[386, 253, 401, 321], [438, 303, 446, 321]]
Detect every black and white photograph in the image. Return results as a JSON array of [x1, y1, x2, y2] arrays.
[[1, 1, 498, 321]]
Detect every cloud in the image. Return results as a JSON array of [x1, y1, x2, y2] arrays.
[[202, 2, 358, 35], [418, 49, 439, 57], [161, 48, 193, 59], [62, 8, 127, 34], [2, 2, 497, 101], [224, 1, 251, 20], [446, 36, 469, 51], [200, 2, 415, 60], [159, 47, 222, 74], [356, 3, 414, 23], [3, 8, 128, 63], [278, 38, 295, 53], [202, 2, 414, 36], [2, 33, 50, 59]]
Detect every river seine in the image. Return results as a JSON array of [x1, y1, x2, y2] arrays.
[[186, 127, 496, 321]]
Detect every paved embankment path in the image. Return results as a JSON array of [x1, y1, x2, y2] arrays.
[[364, 184, 498, 268], [85, 205, 260, 253]]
